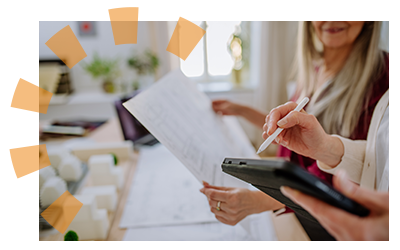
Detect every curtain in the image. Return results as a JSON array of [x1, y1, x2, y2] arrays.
[[147, 21, 180, 81], [252, 21, 298, 156]]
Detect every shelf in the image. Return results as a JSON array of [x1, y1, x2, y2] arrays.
[[49, 92, 124, 106]]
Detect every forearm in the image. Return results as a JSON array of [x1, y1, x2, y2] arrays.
[[237, 106, 267, 129], [250, 190, 285, 214]]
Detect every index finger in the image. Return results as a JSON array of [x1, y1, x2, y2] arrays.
[[212, 100, 227, 105], [266, 102, 298, 135], [202, 188, 229, 202], [333, 171, 389, 212]]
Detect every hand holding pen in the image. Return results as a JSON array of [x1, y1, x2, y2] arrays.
[[260, 100, 344, 167]]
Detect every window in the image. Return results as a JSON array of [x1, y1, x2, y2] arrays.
[[178, 21, 251, 83]]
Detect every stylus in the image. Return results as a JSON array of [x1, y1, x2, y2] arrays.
[[256, 97, 310, 154]]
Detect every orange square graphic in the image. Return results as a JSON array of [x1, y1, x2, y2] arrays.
[[178, 16, 190, 22], [109, 7, 139, 45], [9, 145, 39, 179], [111, 20, 138, 45], [41, 191, 83, 234], [10, 144, 51, 178], [108, 7, 138, 22], [39, 88, 53, 114], [45, 25, 87, 69], [166, 17, 206, 60], [11, 79, 52, 114], [39, 144, 51, 170], [10, 77, 39, 113]]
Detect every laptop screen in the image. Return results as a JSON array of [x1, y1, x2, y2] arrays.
[[114, 91, 156, 144]]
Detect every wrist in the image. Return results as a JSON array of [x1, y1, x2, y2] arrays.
[[251, 190, 285, 213], [315, 135, 344, 168], [234, 104, 246, 116], [236, 106, 266, 129]]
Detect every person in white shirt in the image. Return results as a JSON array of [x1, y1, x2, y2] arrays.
[[262, 91, 388, 240]]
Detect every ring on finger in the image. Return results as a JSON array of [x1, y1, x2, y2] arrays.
[[216, 201, 221, 211]]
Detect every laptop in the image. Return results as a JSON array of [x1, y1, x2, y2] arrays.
[[114, 91, 159, 149]]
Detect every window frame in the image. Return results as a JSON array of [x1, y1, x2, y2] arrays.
[[180, 21, 246, 84]]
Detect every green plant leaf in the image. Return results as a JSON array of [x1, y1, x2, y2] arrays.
[[64, 230, 79, 241], [110, 153, 118, 165], [81, 53, 119, 80]]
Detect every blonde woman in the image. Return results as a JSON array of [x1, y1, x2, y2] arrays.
[[200, 21, 388, 240]]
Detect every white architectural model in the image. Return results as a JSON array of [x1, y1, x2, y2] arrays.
[[81, 185, 118, 211], [39, 167, 56, 190], [71, 141, 133, 162], [47, 146, 71, 170], [40, 176, 67, 207], [88, 154, 124, 190], [67, 194, 109, 240], [58, 155, 82, 181]]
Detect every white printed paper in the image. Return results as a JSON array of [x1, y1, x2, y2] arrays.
[[119, 144, 217, 228], [123, 69, 258, 187]]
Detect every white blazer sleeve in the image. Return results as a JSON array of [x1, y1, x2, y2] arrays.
[[317, 135, 367, 184]]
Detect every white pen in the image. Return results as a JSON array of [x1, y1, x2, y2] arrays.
[[256, 97, 310, 154]]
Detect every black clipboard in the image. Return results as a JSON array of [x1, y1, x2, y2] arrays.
[[221, 158, 369, 223]]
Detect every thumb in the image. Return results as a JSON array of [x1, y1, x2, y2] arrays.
[[334, 170, 388, 211], [277, 111, 317, 130]]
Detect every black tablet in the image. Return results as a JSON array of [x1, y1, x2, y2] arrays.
[[222, 158, 369, 223]]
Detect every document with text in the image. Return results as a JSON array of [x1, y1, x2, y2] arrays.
[[123, 69, 259, 188], [122, 70, 276, 238]]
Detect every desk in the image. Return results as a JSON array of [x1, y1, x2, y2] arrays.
[[39, 118, 308, 241], [39, 118, 139, 241]]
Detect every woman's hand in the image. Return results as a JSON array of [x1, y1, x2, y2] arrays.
[[281, 170, 389, 241], [212, 100, 267, 129], [212, 100, 243, 116], [263, 101, 343, 167], [200, 181, 284, 226]]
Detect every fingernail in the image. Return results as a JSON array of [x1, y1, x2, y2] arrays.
[[277, 118, 287, 127], [200, 188, 204, 193], [281, 139, 288, 147]]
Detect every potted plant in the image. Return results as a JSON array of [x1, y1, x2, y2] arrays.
[[64, 230, 79, 241], [127, 50, 160, 90], [81, 53, 120, 93]]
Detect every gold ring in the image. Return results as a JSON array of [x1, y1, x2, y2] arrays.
[[216, 201, 221, 211]]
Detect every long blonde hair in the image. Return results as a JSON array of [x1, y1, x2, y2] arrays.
[[293, 21, 385, 137]]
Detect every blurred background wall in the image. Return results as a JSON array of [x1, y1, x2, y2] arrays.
[[39, 21, 389, 154]]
